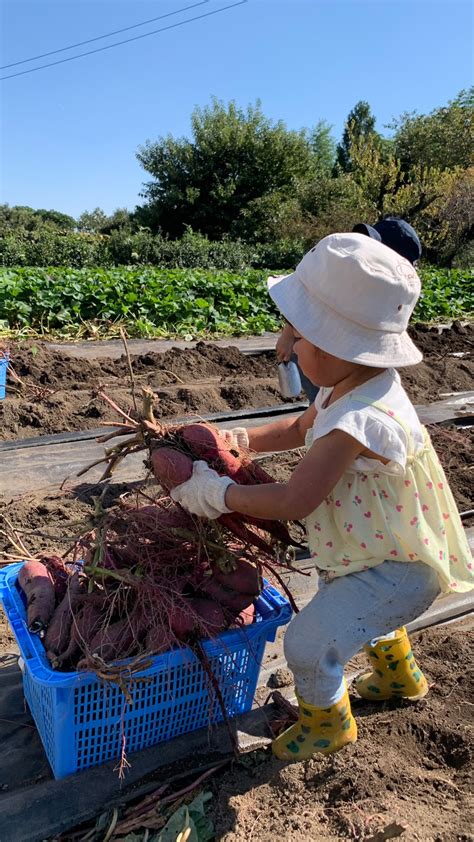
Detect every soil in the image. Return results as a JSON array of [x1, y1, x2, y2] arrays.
[[211, 620, 474, 842], [0, 342, 287, 441], [0, 323, 473, 441]]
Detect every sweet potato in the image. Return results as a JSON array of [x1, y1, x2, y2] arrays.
[[145, 626, 171, 655], [18, 560, 55, 635], [44, 572, 83, 657], [47, 602, 102, 669], [241, 513, 303, 550], [235, 603, 256, 627], [181, 423, 251, 483], [151, 446, 193, 490], [243, 460, 275, 485], [199, 576, 255, 613], [89, 610, 149, 662], [191, 598, 227, 635], [217, 512, 274, 554], [89, 618, 135, 661], [171, 598, 227, 640], [40, 554, 70, 600], [212, 557, 262, 596]]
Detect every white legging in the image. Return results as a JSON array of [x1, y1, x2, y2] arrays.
[[284, 560, 440, 707]]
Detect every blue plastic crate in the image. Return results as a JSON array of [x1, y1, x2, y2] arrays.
[[0, 354, 8, 399], [0, 562, 292, 779]]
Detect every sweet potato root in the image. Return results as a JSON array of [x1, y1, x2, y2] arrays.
[[44, 572, 83, 658], [151, 446, 193, 490], [212, 557, 262, 596], [182, 423, 252, 483], [18, 560, 56, 635], [199, 577, 255, 613]]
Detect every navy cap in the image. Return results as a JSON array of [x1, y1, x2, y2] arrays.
[[353, 217, 422, 264]]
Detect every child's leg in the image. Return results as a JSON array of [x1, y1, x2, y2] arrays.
[[283, 560, 439, 707], [272, 561, 439, 760]]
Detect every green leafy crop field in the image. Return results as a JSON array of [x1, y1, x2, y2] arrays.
[[0, 265, 472, 339]]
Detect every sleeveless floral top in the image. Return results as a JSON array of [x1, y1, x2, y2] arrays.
[[305, 396, 473, 594]]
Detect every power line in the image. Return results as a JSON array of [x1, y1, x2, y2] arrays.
[[0, 1, 210, 70], [0, 1, 248, 81]]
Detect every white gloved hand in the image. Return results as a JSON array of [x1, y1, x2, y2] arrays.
[[170, 460, 235, 519], [219, 427, 249, 449]]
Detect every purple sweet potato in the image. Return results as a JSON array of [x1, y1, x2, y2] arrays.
[[211, 558, 262, 596], [199, 576, 255, 613], [151, 447, 193, 491], [44, 572, 83, 658], [235, 603, 256, 627], [18, 560, 55, 635]]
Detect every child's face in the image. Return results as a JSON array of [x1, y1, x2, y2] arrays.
[[292, 331, 361, 387]]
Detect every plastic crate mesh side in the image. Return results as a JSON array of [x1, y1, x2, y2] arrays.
[[70, 634, 267, 770], [23, 670, 57, 771]]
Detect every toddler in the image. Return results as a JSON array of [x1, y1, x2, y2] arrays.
[[171, 234, 472, 760]]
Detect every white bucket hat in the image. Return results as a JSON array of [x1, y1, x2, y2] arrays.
[[268, 233, 423, 368]]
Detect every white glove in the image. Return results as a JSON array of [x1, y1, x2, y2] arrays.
[[219, 427, 249, 449], [170, 460, 235, 519]]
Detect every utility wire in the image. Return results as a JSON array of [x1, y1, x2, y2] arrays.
[[0, 0, 209, 70], [0, 1, 248, 81]]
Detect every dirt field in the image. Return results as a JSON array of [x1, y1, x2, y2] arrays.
[[1, 323, 473, 441], [212, 620, 474, 842]]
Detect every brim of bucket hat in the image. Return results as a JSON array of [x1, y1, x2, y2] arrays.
[[268, 272, 423, 368]]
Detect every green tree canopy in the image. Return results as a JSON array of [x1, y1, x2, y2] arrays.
[[336, 100, 381, 172], [76, 208, 110, 233], [0, 204, 75, 232], [390, 87, 474, 172], [136, 99, 319, 239], [77, 207, 134, 234]]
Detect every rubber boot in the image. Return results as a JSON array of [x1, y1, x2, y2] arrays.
[[355, 626, 428, 701], [272, 686, 357, 761]]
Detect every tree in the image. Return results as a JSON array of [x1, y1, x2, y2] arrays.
[[35, 209, 76, 230], [136, 98, 317, 240], [0, 204, 75, 233], [100, 208, 134, 234], [336, 101, 380, 172], [76, 208, 109, 233], [390, 88, 474, 172], [310, 120, 336, 175], [346, 129, 401, 215]]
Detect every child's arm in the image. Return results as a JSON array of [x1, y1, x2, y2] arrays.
[[275, 322, 295, 362], [226, 429, 363, 520], [220, 404, 316, 453], [172, 429, 364, 521], [247, 403, 317, 452]]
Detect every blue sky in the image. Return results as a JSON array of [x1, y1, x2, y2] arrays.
[[1, 0, 472, 219]]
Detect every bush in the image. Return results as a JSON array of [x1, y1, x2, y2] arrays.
[[0, 228, 263, 272], [0, 230, 109, 267]]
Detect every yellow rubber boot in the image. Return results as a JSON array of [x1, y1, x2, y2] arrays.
[[355, 626, 428, 701], [272, 687, 357, 761]]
